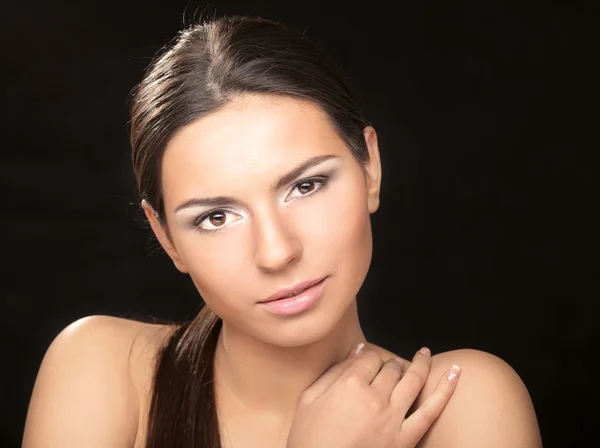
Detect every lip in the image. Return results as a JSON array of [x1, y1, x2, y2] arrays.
[[258, 277, 327, 316], [260, 277, 327, 303], [258, 277, 327, 315]]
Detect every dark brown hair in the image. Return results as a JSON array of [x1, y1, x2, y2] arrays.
[[129, 15, 370, 447]]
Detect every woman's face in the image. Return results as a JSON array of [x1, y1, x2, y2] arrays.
[[148, 94, 381, 346]]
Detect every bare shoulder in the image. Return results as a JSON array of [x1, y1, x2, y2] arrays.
[[418, 348, 543, 448], [366, 345, 542, 447], [23, 315, 174, 448]]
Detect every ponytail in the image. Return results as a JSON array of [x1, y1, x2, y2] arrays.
[[145, 306, 222, 447]]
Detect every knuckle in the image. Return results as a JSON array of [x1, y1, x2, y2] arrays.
[[386, 358, 404, 372], [344, 374, 364, 391], [361, 349, 383, 363], [420, 406, 437, 426], [365, 395, 384, 414], [354, 362, 377, 379], [403, 368, 426, 384]]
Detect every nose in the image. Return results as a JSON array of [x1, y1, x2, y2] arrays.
[[253, 205, 303, 273]]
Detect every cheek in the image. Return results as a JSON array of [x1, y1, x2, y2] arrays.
[[177, 234, 249, 314], [305, 177, 373, 276], [326, 184, 373, 304]]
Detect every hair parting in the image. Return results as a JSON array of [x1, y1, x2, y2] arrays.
[[129, 14, 370, 447]]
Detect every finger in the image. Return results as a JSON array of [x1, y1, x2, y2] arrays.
[[301, 343, 365, 404], [339, 349, 385, 384], [395, 364, 461, 446], [370, 357, 405, 401], [389, 348, 432, 418]]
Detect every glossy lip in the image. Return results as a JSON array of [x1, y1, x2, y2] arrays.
[[259, 277, 327, 303], [257, 277, 327, 316]]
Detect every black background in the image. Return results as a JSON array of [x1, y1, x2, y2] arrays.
[[3, 1, 597, 446]]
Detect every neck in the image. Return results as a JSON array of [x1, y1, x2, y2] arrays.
[[213, 299, 366, 420]]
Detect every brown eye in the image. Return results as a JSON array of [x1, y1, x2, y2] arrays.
[[209, 212, 225, 226], [297, 180, 316, 194], [287, 176, 330, 202], [194, 209, 242, 233]]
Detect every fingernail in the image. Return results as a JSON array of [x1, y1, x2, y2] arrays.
[[447, 364, 460, 381], [419, 347, 431, 357], [354, 342, 365, 355]]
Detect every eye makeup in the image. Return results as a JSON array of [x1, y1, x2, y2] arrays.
[[192, 173, 333, 233]]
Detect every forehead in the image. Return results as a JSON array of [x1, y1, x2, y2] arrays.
[[161, 94, 349, 207]]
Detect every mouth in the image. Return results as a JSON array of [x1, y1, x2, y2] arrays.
[[260, 276, 327, 303], [257, 277, 328, 316]]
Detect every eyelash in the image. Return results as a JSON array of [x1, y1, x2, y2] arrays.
[[192, 175, 331, 233]]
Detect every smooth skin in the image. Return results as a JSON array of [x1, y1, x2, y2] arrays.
[[287, 346, 462, 448], [23, 315, 542, 447], [23, 94, 543, 447]]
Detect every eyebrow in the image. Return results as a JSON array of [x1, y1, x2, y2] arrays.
[[174, 154, 340, 213]]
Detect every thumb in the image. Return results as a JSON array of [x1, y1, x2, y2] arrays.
[[300, 342, 365, 404]]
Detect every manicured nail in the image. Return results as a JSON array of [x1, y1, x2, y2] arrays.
[[354, 342, 365, 355], [419, 347, 431, 357], [447, 364, 461, 381]]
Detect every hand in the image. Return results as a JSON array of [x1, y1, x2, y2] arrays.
[[286, 345, 460, 448]]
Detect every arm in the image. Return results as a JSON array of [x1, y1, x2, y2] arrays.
[[417, 349, 543, 448], [23, 315, 139, 447]]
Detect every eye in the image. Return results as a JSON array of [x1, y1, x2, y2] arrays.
[[287, 176, 330, 201], [193, 209, 240, 233]]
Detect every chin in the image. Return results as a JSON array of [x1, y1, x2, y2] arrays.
[[249, 293, 356, 348]]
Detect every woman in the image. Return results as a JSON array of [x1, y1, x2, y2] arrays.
[[23, 15, 542, 448]]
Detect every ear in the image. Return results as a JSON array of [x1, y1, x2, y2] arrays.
[[141, 200, 189, 273], [363, 126, 382, 214]]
